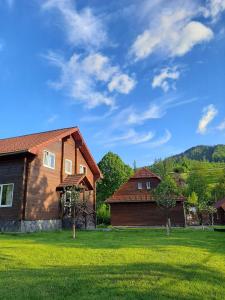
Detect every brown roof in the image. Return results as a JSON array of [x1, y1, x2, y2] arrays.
[[0, 127, 75, 155], [131, 167, 161, 180], [215, 198, 225, 210], [0, 127, 102, 178], [106, 167, 184, 204], [57, 174, 93, 190]]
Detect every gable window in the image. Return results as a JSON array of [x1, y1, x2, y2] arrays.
[[79, 165, 87, 174], [43, 150, 55, 169], [137, 182, 142, 190], [146, 182, 151, 190], [0, 184, 14, 207], [65, 159, 73, 175]]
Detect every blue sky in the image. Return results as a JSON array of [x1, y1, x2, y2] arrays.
[[0, 0, 225, 166]]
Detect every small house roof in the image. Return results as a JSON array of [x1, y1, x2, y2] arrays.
[[131, 167, 161, 180], [57, 174, 93, 190], [106, 167, 184, 204]]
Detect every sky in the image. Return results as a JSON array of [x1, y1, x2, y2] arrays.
[[0, 0, 225, 167]]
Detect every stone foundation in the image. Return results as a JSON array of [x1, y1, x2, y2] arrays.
[[0, 220, 62, 233]]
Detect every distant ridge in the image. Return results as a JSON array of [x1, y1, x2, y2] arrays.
[[170, 145, 225, 162]]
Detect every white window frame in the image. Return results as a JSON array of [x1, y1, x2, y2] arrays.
[[146, 182, 151, 190], [65, 159, 73, 175], [43, 150, 56, 170], [79, 164, 87, 175], [0, 183, 14, 207], [137, 182, 142, 190]]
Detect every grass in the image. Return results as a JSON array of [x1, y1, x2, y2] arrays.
[[0, 228, 225, 300]]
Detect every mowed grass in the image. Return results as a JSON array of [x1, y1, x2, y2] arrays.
[[0, 229, 225, 300]]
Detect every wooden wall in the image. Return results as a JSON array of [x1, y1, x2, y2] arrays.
[[110, 202, 185, 227], [0, 155, 25, 221]]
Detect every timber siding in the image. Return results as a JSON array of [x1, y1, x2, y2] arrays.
[[110, 202, 185, 227], [0, 156, 25, 221]]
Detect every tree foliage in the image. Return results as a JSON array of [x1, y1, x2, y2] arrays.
[[153, 175, 180, 234], [97, 152, 133, 206]]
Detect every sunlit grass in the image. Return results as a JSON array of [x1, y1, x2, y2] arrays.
[[0, 228, 225, 299]]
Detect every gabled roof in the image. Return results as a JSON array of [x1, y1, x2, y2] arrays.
[[57, 174, 93, 190], [106, 167, 185, 204], [131, 167, 161, 180], [215, 198, 225, 210], [0, 127, 102, 178]]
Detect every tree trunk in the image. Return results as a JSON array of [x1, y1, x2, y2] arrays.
[[168, 217, 171, 229], [166, 221, 170, 236], [73, 206, 76, 239], [211, 213, 214, 226]]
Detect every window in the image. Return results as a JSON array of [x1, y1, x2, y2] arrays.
[[43, 150, 55, 169], [137, 182, 142, 190], [65, 159, 72, 175], [0, 184, 14, 207], [79, 165, 87, 174], [146, 182, 151, 190]]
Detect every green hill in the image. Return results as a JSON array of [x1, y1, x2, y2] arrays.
[[171, 145, 225, 162], [150, 145, 225, 187]]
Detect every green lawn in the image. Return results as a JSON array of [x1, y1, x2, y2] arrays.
[[0, 229, 225, 300]]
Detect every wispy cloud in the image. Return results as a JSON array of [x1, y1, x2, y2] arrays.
[[145, 129, 172, 148], [47, 114, 58, 124], [203, 0, 225, 22], [104, 129, 155, 147], [197, 104, 218, 134], [216, 119, 225, 131], [118, 96, 197, 126], [130, 1, 213, 61], [152, 66, 181, 92], [42, 0, 107, 49], [45, 51, 136, 109]]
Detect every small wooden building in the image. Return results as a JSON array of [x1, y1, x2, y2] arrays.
[[106, 168, 185, 227], [215, 198, 225, 225]]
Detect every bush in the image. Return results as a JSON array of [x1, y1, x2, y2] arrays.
[[97, 204, 110, 225]]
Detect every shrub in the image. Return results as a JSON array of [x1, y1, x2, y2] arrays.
[[97, 204, 110, 225]]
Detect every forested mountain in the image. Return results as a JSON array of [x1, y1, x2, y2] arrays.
[[171, 145, 225, 162]]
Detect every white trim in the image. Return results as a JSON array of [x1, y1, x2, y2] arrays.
[[43, 150, 56, 169], [79, 164, 87, 175], [137, 182, 142, 190], [146, 182, 151, 190], [0, 183, 14, 207], [65, 159, 73, 175]]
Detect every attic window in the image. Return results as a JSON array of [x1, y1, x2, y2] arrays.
[[65, 159, 72, 175], [43, 150, 55, 169], [79, 165, 87, 175], [146, 182, 151, 190], [137, 182, 142, 190]]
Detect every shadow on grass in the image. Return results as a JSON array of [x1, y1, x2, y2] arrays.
[[0, 262, 224, 300]]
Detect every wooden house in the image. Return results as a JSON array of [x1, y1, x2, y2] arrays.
[[0, 127, 101, 232], [106, 168, 185, 227]]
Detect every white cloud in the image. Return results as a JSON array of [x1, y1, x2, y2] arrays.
[[197, 104, 218, 134], [121, 96, 197, 126], [109, 129, 155, 145], [45, 51, 135, 109], [217, 119, 225, 131], [130, 3, 213, 61], [146, 130, 172, 148], [42, 0, 107, 49], [203, 0, 225, 21], [152, 66, 181, 92], [108, 74, 136, 94]]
